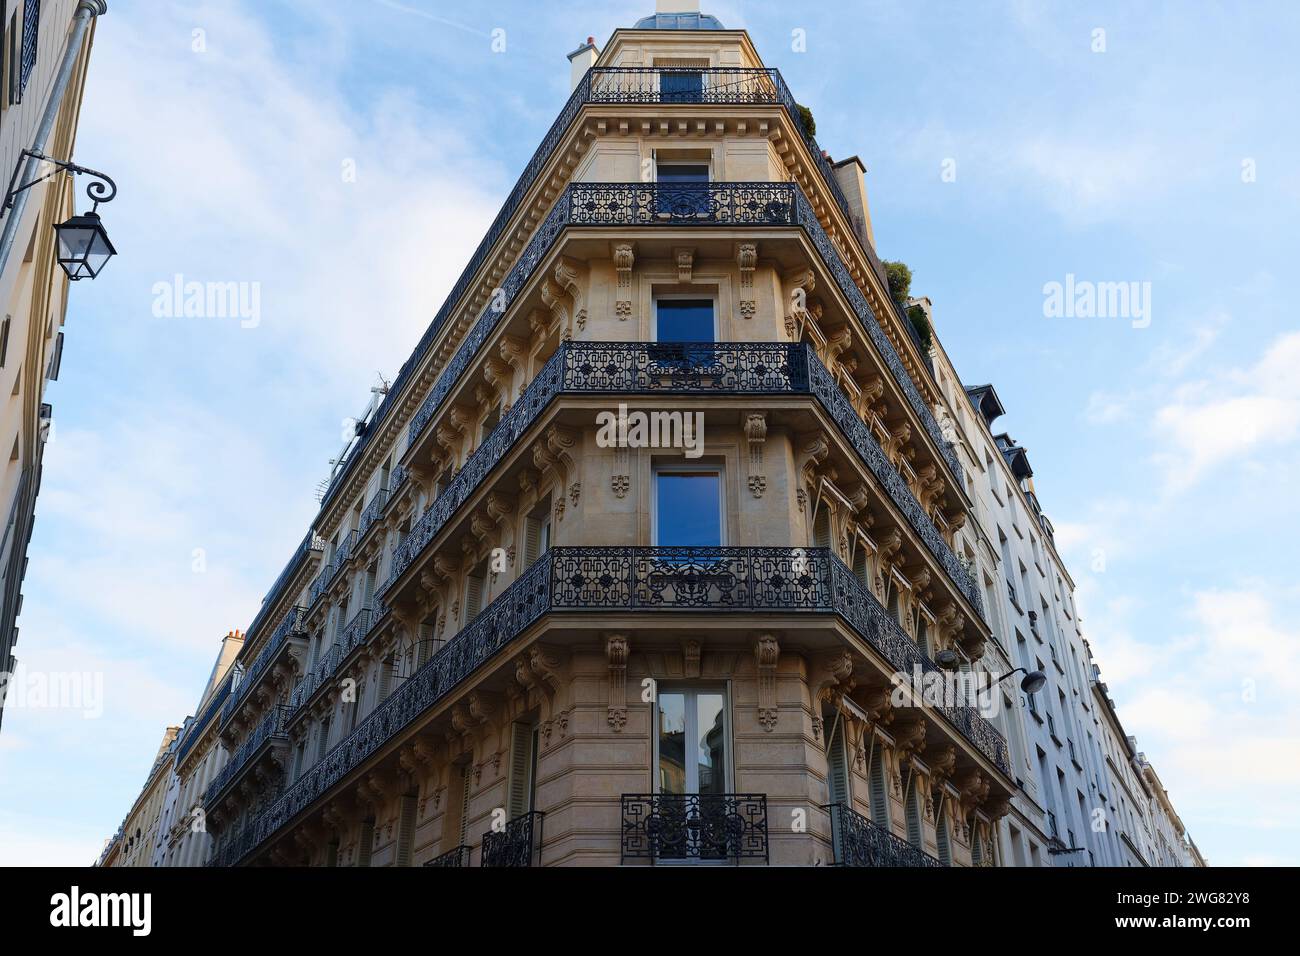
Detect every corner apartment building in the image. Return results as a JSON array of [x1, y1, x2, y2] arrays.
[[0, 1, 104, 731], [106, 1, 1193, 868]]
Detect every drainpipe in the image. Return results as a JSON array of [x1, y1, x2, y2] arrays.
[[0, 1, 108, 279]]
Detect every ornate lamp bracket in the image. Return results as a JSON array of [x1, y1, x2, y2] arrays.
[[3, 149, 118, 216]]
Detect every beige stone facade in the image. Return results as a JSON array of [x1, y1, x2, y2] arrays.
[[0, 0, 101, 731]]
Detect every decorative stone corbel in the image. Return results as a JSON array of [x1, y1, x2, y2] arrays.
[[674, 247, 695, 283], [605, 633, 629, 732], [796, 430, 831, 489], [611, 444, 630, 499], [754, 634, 780, 732], [682, 639, 701, 679], [613, 242, 635, 319], [554, 256, 588, 334], [893, 717, 927, 766], [744, 412, 767, 498], [736, 242, 757, 319], [782, 266, 816, 340], [540, 276, 572, 341]]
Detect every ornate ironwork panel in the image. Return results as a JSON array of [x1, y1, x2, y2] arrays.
[[564, 341, 806, 394], [621, 794, 769, 863], [424, 845, 471, 867], [823, 803, 944, 867], [481, 811, 544, 867]]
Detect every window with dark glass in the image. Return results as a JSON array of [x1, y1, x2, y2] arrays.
[[654, 470, 722, 547]]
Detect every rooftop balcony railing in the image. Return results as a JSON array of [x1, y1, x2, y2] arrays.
[[480, 811, 545, 867], [204, 704, 289, 807], [220, 606, 307, 730], [823, 803, 944, 867], [209, 546, 1007, 867], [620, 793, 769, 864], [388, 340, 981, 619]]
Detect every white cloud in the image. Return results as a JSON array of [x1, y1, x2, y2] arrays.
[[1152, 332, 1300, 491]]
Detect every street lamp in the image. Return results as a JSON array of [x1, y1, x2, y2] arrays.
[[991, 666, 1048, 695], [53, 210, 116, 280], [3, 148, 118, 280]]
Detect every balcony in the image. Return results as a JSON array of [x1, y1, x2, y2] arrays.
[[205, 705, 290, 807], [621, 793, 769, 864], [403, 177, 959, 503], [356, 487, 390, 542], [308, 530, 359, 608], [481, 811, 544, 867], [220, 606, 306, 731], [423, 845, 471, 867], [314, 63, 895, 519], [389, 340, 982, 622], [210, 546, 1008, 867], [823, 803, 944, 867], [286, 602, 388, 726]]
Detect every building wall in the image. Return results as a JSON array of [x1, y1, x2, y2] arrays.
[[0, 0, 99, 729]]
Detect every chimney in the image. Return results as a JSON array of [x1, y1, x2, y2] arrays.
[[831, 155, 875, 249], [567, 36, 598, 91], [658, 0, 701, 12]]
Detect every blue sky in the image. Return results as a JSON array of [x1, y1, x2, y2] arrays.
[[1, 0, 1296, 866]]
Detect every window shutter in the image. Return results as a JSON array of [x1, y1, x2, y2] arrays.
[[377, 657, 392, 701], [465, 571, 484, 619], [357, 818, 374, 867], [396, 792, 417, 867], [826, 721, 849, 808], [524, 517, 541, 568], [507, 723, 534, 819], [869, 748, 888, 824], [457, 767, 472, 847], [852, 545, 869, 587], [905, 778, 923, 848], [936, 813, 951, 865]]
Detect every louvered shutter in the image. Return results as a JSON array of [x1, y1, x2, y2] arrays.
[[396, 793, 417, 867], [357, 818, 374, 867], [507, 723, 535, 819]]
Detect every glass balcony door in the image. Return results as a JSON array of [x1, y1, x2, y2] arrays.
[[656, 688, 731, 860]]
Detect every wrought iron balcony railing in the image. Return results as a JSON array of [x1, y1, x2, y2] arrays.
[[205, 705, 290, 807], [823, 802, 945, 867], [308, 530, 359, 608], [209, 547, 1007, 867], [402, 179, 959, 503], [314, 64, 868, 520], [481, 811, 544, 867], [423, 845, 471, 867], [285, 602, 387, 725], [621, 793, 769, 864], [387, 340, 981, 619], [220, 606, 307, 730], [356, 487, 390, 541]]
